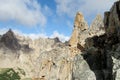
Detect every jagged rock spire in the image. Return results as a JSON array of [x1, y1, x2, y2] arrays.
[[90, 14, 104, 31], [69, 12, 89, 52], [74, 12, 88, 31], [88, 14, 105, 37]]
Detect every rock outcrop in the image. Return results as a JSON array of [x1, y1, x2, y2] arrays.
[[69, 12, 105, 58], [72, 1, 120, 80], [104, 1, 120, 35], [74, 12, 88, 31], [72, 54, 96, 80], [89, 14, 105, 36], [69, 12, 88, 48], [104, 1, 120, 80]]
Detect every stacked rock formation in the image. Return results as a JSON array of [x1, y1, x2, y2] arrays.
[[69, 12, 88, 48], [69, 12, 105, 58]]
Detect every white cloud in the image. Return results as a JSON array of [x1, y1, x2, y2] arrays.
[[50, 31, 70, 42], [0, 28, 9, 35], [55, 0, 115, 18], [0, 0, 46, 26], [0, 28, 69, 42]]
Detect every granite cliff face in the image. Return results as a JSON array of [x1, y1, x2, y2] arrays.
[[0, 1, 120, 80]]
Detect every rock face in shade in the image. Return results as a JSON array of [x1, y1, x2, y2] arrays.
[[104, 1, 120, 34], [72, 1, 120, 80], [0, 29, 21, 50], [103, 1, 120, 80]]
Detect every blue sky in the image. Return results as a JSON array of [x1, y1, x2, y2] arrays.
[[0, 0, 115, 41]]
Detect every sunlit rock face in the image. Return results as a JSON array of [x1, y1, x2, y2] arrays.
[[89, 14, 105, 36], [69, 12, 89, 48], [1, 1, 120, 80], [74, 12, 88, 31], [0, 29, 73, 80]]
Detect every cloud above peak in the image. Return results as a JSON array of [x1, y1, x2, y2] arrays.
[[55, 0, 115, 18], [0, 0, 46, 26]]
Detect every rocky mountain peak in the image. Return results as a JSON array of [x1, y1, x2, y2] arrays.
[[74, 12, 88, 31], [0, 29, 21, 50], [4, 29, 14, 38], [88, 14, 105, 37], [69, 12, 89, 48], [53, 37, 60, 43], [90, 14, 104, 31]]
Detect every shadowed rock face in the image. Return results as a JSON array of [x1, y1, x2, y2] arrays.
[[0, 29, 21, 50], [104, 1, 120, 35], [78, 1, 120, 80], [83, 34, 113, 80]]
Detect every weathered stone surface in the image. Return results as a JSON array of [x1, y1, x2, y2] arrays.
[[69, 27, 78, 47], [72, 54, 96, 80], [69, 12, 105, 53], [0, 32, 73, 80], [89, 14, 105, 36], [90, 14, 104, 30], [74, 12, 88, 31], [69, 12, 88, 48]]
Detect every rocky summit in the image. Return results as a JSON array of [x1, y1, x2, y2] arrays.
[[0, 1, 120, 80], [0, 29, 21, 50]]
